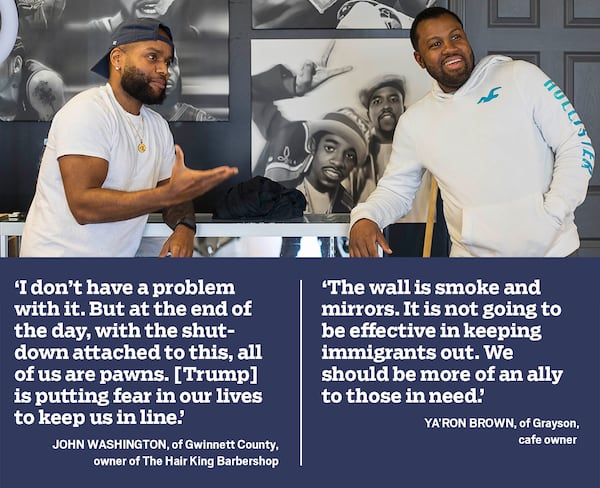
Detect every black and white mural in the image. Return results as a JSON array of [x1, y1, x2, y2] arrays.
[[6, 0, 229, 122], [252, 0, 438, 29]]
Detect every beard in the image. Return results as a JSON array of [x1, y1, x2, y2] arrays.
[[426, 49, 475, 92], [121, 65, 166, 105], [376, 111, 398, 142]]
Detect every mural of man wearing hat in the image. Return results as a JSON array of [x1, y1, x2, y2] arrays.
[[20, 18, 237, 257], [347, 74, 407, 204], [348, 74, 449, 256], [253, 97, 368, 214], [297, 107, 368, 214], [252, 50, 369, 255], [252, 50, 368, 212]]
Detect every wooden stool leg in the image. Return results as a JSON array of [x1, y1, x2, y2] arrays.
[[422, 178, 438, 258]]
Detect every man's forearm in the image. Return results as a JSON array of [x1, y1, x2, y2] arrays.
[[162, 201, 196, 231], [65, 184, 176, 225]]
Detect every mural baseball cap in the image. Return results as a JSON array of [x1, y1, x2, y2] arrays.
[[91, 18, 175, 78], [359, 74, 406, 108], [306, 107, 370, 167]]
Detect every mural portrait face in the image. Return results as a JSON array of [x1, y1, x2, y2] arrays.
[[367, 86, 405, 139], [119, 0, 177, 19], [309, 133, 358, 191]]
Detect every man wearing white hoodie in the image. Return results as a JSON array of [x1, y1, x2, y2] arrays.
[[349, 6, 595, 257]]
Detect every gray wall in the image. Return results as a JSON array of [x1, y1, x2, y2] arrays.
[[450, 0, 600, 255]]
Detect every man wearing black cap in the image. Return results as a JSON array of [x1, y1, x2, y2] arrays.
[[20, 18, 237, 257]]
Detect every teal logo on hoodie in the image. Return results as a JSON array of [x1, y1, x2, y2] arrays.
[[477, 86, 502, 104], [544, 79, 594, 176]]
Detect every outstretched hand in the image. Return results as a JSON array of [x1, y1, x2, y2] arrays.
[[295, 40, 353, 96], [166, 145, 238, 204]]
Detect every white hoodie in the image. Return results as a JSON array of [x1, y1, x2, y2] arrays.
[[350, 56, 595, 257]]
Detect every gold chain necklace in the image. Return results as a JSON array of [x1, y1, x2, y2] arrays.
[[109, 86, 147, 153], [123, 112, 146, 153]]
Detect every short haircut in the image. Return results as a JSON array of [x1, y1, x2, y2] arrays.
[[410, 7, 464, 51]]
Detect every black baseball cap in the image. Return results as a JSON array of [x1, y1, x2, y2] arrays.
[[91, 18, 175, 78]]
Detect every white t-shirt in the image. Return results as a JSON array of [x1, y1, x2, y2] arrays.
[[21, 84, 175, 257]]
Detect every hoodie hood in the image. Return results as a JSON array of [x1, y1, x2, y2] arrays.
[[431, 55, 512, 100]]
